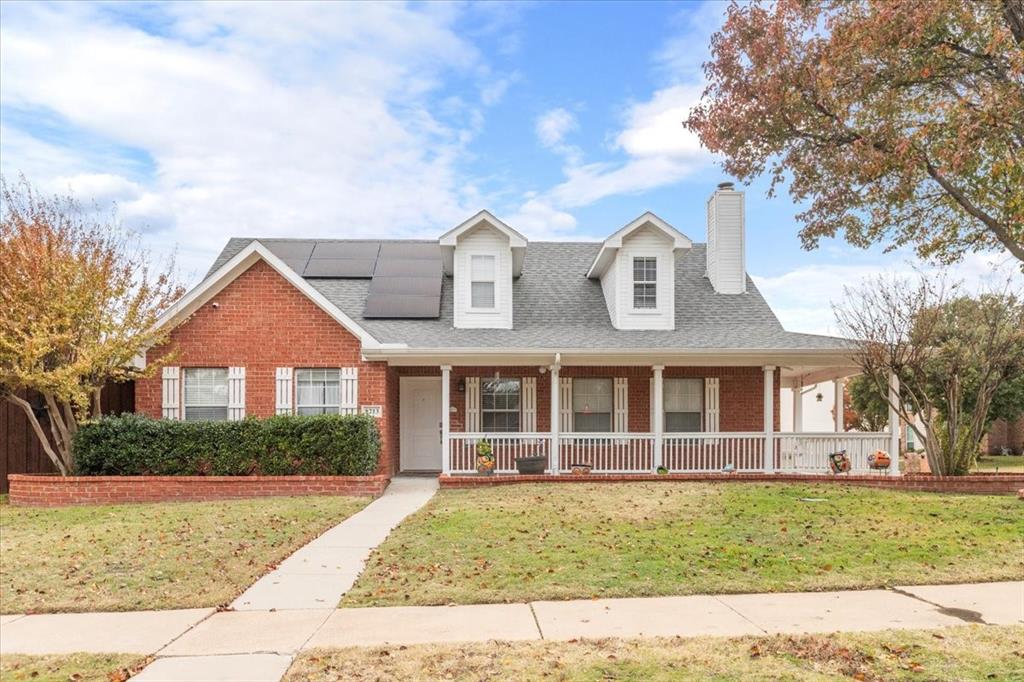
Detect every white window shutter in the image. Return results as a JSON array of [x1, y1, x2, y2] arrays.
[[522, 377, 537, 433], [340, 367, 358, 415], [161, 366, 180, 420], [559, 377, 573, 432], [705, 378, 720, 432], [275, 368, 293, 415], [465, 377, 480, 431], [228, 367, 246, 420], [613, 377, 629, 432]]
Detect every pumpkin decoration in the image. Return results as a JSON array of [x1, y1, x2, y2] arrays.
[[868, 450, 891, 469], [476, 439, 496, 475], [828, 451, 851, 474]]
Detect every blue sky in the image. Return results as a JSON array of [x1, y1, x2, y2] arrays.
[[0, 1, 1011, 334]]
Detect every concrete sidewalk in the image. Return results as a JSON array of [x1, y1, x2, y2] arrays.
[[2, 581, 1021, 680]]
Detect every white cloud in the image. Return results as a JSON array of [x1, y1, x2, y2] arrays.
[[506, 196, 578, 238], [752, 251, 1022, 336], [0, 2, 506, 281], [614, 84, 706, 159], [535, 108, 577, 148]]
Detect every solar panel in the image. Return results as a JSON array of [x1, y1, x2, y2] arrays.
[[367, 276, 442, 296], [363, 293, 441, 318], [372, 258, 440, 277], [303, 258, 378, 278], [310, 242, 380, 259], [363, 243, 442, 318], [378, 242, 440, 260], [261, 241, 316, 260]]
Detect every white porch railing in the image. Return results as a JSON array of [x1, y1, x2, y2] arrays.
[[663, 432, 765, 472], [777, 432, 891, 473], [450, 433, 551, 474], [558, 433, 654, 473], [447, 431, 894, 475]]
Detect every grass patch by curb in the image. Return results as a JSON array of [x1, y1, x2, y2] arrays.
[[0, 653, 148, 682], [343, 483, 1023, 607], [1, 495, 369, 614], [286, 624, 1024, 681]]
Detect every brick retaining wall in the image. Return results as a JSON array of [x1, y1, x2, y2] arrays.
[[439, 472, 1024, 495], [8, 474, 391, 507]]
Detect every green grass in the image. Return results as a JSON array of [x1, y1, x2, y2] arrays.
[[286, 624, 1024, 681], [974, 454, 1024, 472], [0, 495, 369, 614], [0, 653, 147, 682], [343, 483, 1023, 607]]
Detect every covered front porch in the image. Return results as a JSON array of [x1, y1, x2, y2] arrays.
[[388, 352, 901, 477]]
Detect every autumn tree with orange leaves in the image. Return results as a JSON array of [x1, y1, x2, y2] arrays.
[[687, 0, 1023, 266], [0, 176, 183, 474]]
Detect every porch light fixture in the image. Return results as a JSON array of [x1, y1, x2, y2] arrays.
[[458, 379, 465, 393], [816, 392, 824, 402]]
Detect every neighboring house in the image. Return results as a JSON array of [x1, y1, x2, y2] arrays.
[[138, 183, 900, 476], [982, 416, 1024, 455]]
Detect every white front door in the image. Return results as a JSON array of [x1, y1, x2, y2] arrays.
[[400, 376, 442, 471]]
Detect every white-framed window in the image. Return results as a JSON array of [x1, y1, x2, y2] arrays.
[[481, 378, 520, 432], [573, 378, 613, 432], [665, 378, 702, 432], [183, 368, 229, 421], [470, 255, 496, 309], [296, 368, 341, 415], [633, 256, 657, 309]]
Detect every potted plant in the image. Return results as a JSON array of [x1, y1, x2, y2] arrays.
[[515, 454, 547, 475], [656, 465, 669, 475], [476, 439, 496, 475]]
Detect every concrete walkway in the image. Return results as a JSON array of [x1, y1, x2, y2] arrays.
[[232, 476, 438, 611], [2, 581, 1021, 681]]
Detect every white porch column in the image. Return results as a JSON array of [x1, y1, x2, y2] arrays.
[[549, 364, 560, 475], [833, 379, 844, 432], [793, 377, 803, 432], [441, 365, 451, 475], [763, 366, 775, 473], [652, 365, 664, 471], [889, 371, 901, 475]]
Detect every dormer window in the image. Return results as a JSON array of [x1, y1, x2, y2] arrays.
[[633, 256, 657, 309], [470, 255, 496, 309]]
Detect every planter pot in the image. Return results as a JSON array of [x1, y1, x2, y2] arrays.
[[476, 455, 496, 475], [570, 463, 592, 476], [515, 455, 547, 475]]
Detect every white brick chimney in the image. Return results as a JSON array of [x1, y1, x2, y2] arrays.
[[706, 181, 746, 294]]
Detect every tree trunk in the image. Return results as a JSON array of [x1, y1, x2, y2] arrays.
[[4, 393, 70, 475]]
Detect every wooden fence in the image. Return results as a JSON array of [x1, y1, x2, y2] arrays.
[[1, 382, 135, 493]]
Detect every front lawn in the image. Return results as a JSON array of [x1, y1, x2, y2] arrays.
[[286, 624, 1024, 681], [974, 454, 1024, 472], [0, 495, 369, 613], [0, 654, 147, 682], [343, 483, 1023, 607]]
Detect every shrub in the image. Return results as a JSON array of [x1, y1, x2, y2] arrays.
[[73, 413, 380, 476]]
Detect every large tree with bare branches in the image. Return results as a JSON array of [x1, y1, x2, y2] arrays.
[[835, 275, 1024, 475], [687, 0, 1024, 266], [0, 176, 183, 474]]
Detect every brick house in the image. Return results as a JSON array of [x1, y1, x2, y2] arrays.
[[138, 183, 900, 477]]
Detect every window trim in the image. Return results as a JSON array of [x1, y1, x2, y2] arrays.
[[295, 367, 342, 416], [664, 377, 703, 433], [469, 253, 497, 311], [183, 367, 229, 421], [632, 255, 658, 310], [572, 377, 614, 433], [480, 377, 522, 433]]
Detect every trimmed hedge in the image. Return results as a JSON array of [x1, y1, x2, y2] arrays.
[[73, 413, 380, 476]]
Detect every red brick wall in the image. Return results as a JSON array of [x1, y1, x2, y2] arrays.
[[137, 261, 394, 474], [431, 366, 778, 434], [8, 474, 389, 507]]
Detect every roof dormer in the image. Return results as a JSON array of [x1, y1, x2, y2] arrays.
[[440, 210, 526, 330], [587, 212, 692, 331]]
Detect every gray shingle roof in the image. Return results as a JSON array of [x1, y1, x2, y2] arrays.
[[207, 237, 849, 351]]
